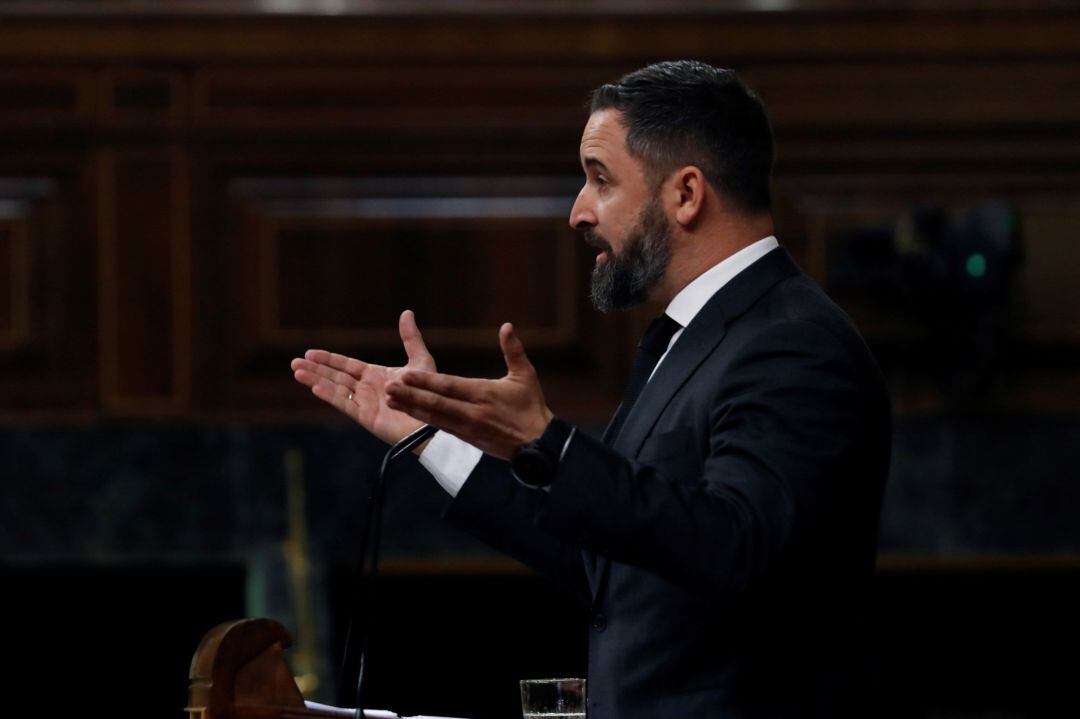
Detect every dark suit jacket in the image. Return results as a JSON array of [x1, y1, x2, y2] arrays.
[[442, 247, 891, 718]]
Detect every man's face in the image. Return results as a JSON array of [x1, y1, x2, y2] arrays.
[[570, 109, 673, 313]]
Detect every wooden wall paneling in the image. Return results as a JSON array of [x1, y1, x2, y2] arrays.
[[100, 68, 188, 128], [0, 171, 97, 413], [241, 182, 574, 347], [262, 217, 578, 347], [97, 147, 192, 413], [260, 216, 580, 348], [779, 173, 1080, 412], [756, 59, 1080, 178], [1016, 200, 1080, 345], [749, 62, 1080, 130], [191, 65, 606, 132], [0, 3, 1074, 422], [190, 172, 628, 421], [0, 202, 30, 350], [1, 9, 1079, 65], [0, 67, 93, 128]]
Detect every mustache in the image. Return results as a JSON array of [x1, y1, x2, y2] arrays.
[[582, 229, 613, 254]]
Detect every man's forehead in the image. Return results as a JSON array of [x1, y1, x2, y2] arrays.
[[579, 109, 627, 162]]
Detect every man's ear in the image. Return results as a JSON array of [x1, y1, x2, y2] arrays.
[[670, 166, 707, 227]]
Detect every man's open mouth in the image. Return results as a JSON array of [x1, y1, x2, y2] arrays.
[[584, 232, 612, 264]]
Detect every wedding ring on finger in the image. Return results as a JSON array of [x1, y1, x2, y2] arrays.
[[347, 392, 354, 401]]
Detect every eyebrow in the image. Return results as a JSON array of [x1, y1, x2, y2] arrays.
[[582, 157, 610, 173]]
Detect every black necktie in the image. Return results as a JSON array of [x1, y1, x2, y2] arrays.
[[605, 314, 682, 444]]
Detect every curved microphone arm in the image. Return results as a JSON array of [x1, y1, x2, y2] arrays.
[[341, 424, 440, 719]]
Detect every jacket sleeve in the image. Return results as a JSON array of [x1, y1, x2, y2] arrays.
[[442, 453, 593, 606], [534, 319, 888, 600]]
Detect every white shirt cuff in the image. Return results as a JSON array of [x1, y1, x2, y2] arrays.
[[418, 430, 484, 498]]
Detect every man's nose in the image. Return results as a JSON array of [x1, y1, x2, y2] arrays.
[[569, 188, 597, 230]]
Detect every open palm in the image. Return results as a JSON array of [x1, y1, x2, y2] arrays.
[[290, 310, 435, 445]]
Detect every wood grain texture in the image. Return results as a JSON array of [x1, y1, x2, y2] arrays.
[[0, 2, 1075, 418], [97, 148, 191, 412], [0, 172, 96, 412]]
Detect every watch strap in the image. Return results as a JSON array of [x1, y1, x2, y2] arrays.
[[511, 417, 574, 488], [536, 416, 574, 460]]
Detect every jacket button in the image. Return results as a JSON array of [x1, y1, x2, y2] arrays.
[[591, 613, 607, 632]]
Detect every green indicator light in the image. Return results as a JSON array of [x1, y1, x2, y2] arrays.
[[966, 253, 987, 278]]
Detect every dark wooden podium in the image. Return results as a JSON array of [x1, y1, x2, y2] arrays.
[[187, 618, 340, 719]]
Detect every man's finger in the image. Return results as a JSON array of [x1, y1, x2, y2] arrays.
[[400, 310, 436, 370], [292, 357, 359, 390], [386, 381, 475, 424], [310, 377, 362, 421], [398, 369, 485, 402], [499, 323, 533, 375], [308, 349, 369, 379]]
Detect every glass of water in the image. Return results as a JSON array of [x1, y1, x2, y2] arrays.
[[519, 677, 586, 718]]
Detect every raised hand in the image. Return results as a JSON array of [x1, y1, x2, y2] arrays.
[[290, 310, 436, 445], [384, 322, 553, 460]]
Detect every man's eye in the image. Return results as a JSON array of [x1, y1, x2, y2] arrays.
[[595, 176, 609, 186]]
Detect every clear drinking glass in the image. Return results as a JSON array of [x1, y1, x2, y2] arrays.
[[519, 677, 587, 718]]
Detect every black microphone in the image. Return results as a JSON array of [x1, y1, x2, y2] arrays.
[[340, 423, 440, 719]]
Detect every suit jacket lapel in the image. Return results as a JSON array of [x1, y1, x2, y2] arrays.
[[611, 313, 728, 456], [600, 402, 625, 445], [590, 247, 801, 601], [613, 247, 799, 456]]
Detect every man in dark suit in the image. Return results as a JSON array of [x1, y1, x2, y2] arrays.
[[293, 61, 891, 718]]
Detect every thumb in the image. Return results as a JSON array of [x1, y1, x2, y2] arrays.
[[499, 323, 533, 376], [400, 309, 435, 370]]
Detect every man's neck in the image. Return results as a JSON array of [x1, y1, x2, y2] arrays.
[[654, 214, 775, 307]]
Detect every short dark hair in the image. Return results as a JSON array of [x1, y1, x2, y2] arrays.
[[590, 60, 774, 213]]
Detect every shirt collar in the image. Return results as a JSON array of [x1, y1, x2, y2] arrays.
[[664, 235, 780, 328]]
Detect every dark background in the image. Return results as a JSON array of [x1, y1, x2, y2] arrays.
[[2, 1, 1079, 718]]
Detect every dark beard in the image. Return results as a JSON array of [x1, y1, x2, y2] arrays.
[[588, 197, 672, 313]]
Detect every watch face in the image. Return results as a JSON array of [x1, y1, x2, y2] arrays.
[[512, 447, 555, 487]]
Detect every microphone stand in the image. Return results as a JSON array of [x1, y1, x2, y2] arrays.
[[339, 423, 440, 719]]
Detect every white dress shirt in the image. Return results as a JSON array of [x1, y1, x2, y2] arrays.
[[419, 235, 780, 497]]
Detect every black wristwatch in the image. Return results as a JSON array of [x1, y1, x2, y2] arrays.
[[511, 417, 575, 488]]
